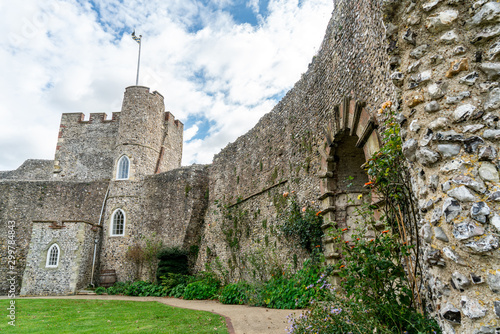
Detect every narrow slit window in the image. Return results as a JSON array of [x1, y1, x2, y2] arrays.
[[111, 209, 125, 236], [117, 156, 130, 180], [46, 244, 60, 268]]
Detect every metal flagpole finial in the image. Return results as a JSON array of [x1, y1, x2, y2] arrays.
[[131, 30, 142, 86]]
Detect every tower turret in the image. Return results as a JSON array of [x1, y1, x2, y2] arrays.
[[114, 86, 167, 179]]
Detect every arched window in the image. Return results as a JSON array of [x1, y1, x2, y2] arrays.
[[46, 244, 60, 268], [111, 209, 125, 236], [116, 156, 130, 180]]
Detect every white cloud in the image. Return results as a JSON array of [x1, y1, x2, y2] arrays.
[[0, 0, 332, 171], [248, 0, 260, 14], [184, 125, 199, 142]]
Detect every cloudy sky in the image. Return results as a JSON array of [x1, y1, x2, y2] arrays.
[[0, 0, 332, 171]]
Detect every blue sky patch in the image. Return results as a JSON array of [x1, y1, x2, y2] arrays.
[[191, 68, 209, 86], [227, 0, 270, 26], [193, 0, 271, 27], [43, 81, 54, 91], [85, 0, 129, 44], [184, 115, 217, 142]]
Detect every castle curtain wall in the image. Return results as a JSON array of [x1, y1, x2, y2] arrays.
[[20, 222, 98, 296], [0, 181, 108, 295], [196, 0, 394, 279], [53, 112, 120, 181], [98, 165, 209, 282], [0, 1, 499, 331], [381, 1, 500, 332]]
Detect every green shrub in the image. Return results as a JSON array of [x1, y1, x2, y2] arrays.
[[157, 247, 189, 259], [183, 273, 220, 300], [287, 260, 440, 333], [159, 273, 192, 291], [287, 297, 381, 333], [261, 259, 326, 309], [169, 283, 186, 298], [219, 282, 251, 305], [286, 106, 440, 333], [106, 281, 130, 295], [95, 287, 106, 295], [215, 259, 325, 309], [330, 232, 440, 333], [280, 200, 323, 253], [105, 281, 166, 297], [125, 281, 167, 297], [183, 281, 218, 300]]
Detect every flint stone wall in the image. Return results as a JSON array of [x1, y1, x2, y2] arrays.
[[383, 0, 500, 332], [0, 160, 53, 181], [20, 222, 98, 296], [0, 1, 498, 332], [53, 112, 120, 181], [0, 181, 108, 295], [99, 165, 209, 282], [196, 0, 395, 279]]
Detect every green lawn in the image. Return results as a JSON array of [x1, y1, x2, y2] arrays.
[[0, 299, 228, 333]]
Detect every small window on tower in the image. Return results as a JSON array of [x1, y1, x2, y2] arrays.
[[117, 156, 130, 180], [111, 209, 125, 236], [46, 244, 60, 268]]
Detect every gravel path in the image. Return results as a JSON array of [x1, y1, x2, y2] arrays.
[[15, 295, 300, 334]]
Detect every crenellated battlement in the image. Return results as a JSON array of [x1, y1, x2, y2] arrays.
[[152, 90, 164, 101], [164, 111, 183, 128], [59, 112, 120, 125], [123, 86, 164, 106], [52, 85, 182, 180]]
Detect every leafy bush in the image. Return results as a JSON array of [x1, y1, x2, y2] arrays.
[[332, 231, 440, 333], [183, 281, 218, 300], [261, 259, 326, 309], [159, 273, 192, 291], [125, 281, 167, 297], [157, 247, 189, 260], [169, 283, 187, 298], [94, 287, 106, 295], [216, 260, 325, 309], [106, 281, 130, 295], [219, 282, 251, 305], [287, 297, 381, 333], [280, 200, 323, 253], [183, 273, 220, 300], [288, 103, 441, 333], [287, 246, 440, 333], [286, 239, 440, 333]]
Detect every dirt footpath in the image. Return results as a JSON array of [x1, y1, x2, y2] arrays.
[[18, 295, 300, 334]]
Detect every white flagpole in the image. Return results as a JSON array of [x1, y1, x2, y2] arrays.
[[135, 35, 142, 86]]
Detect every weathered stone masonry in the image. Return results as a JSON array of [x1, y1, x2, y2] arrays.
[[1, 1, 499, 332], [383, 1, 500, 333], [196, 1, 500, 332], [99, 165, 209, 282], [196, 0, 393, 284], [20, 221, 98, 296], [0, 86, 203, 295], [0, 181, 108, 295]]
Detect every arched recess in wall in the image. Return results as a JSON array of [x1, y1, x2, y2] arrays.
[[319, 97, 381, 266], [46, 243, 60, 268], [116, 155, 130, 180]]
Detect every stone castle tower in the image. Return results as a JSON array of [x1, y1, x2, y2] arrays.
[[3, 1, 500, 332], [53, 86, 183, 181], [100, 86, 184, 282], [17, 86, 187, 294]]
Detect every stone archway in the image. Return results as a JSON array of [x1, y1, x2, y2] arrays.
[[319, 97, 381, 267]]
